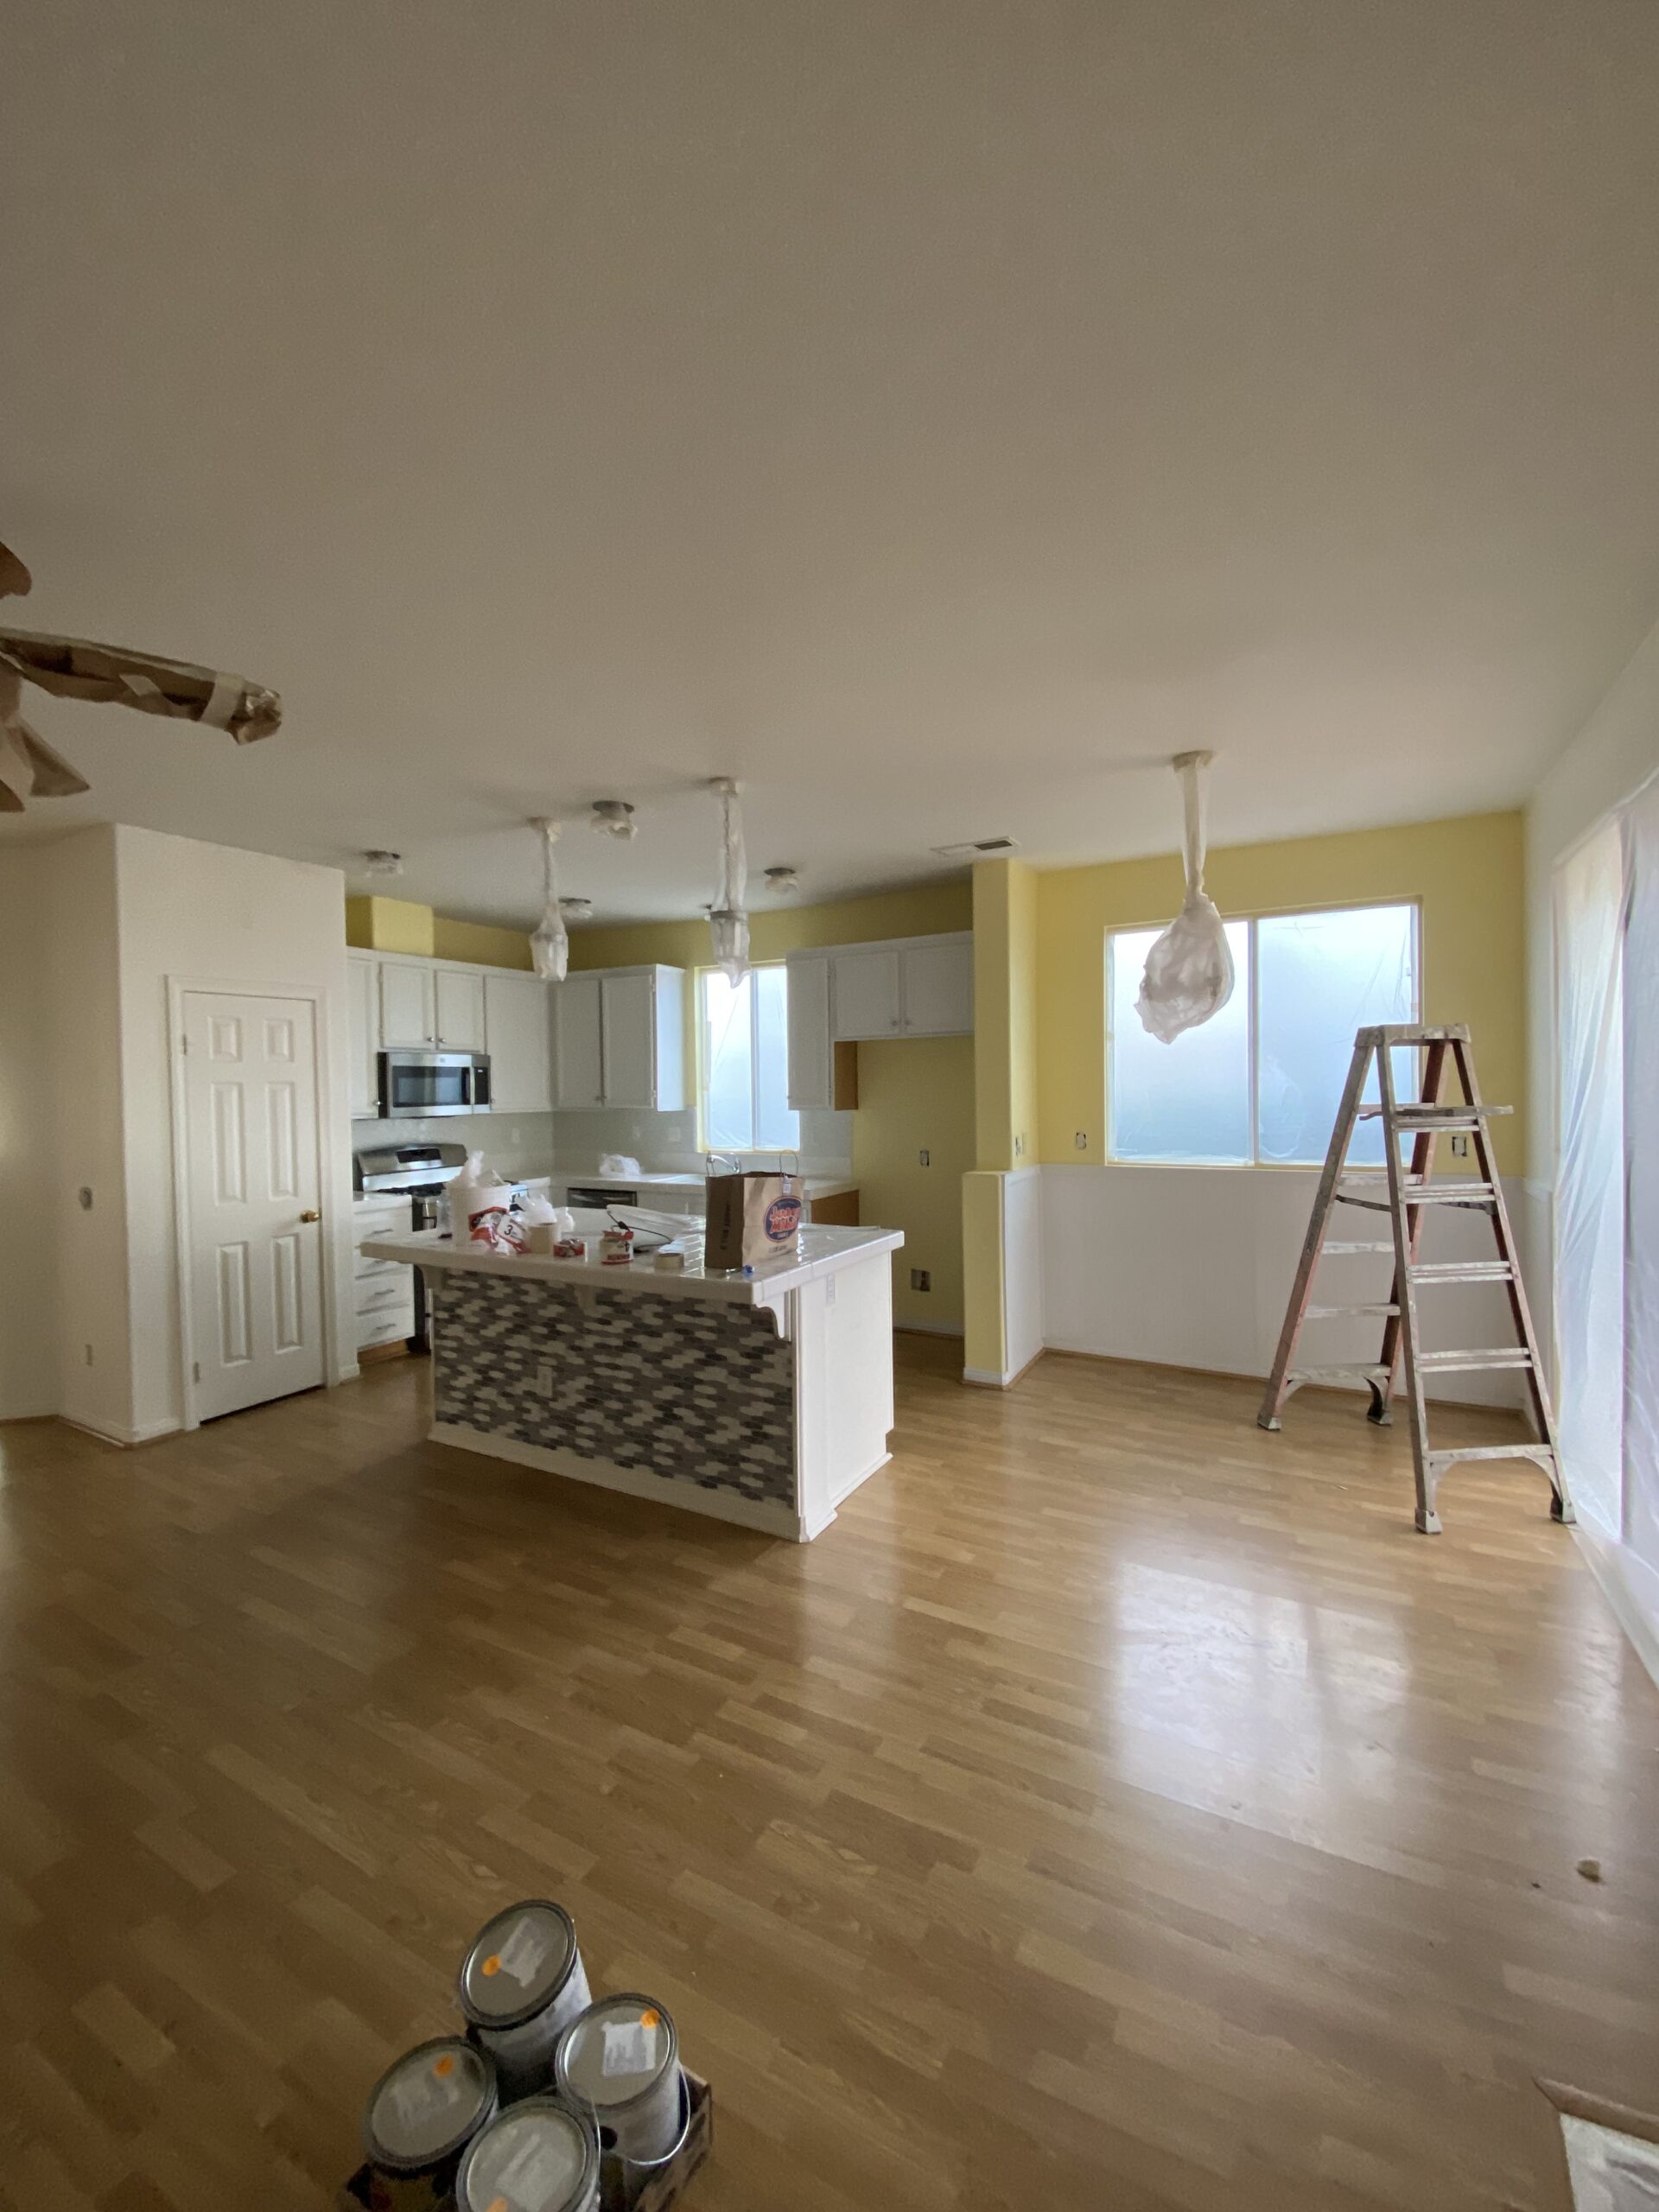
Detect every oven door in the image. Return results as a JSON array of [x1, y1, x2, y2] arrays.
[[378, 1050, 490, 1118]]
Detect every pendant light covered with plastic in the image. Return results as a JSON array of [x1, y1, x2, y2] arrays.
[[709, 776, 750, 982], [1135, 751, 1234, 1042], [529, 817, 569, 982]]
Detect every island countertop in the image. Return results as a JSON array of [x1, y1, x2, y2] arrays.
[[360, 1224, 903, 1309]]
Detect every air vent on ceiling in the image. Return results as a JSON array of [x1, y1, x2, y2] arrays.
[[931, 835, 1019, 862]]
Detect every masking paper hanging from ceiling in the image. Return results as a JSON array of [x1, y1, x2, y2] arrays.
[[1136, 749, 1235, 1043]]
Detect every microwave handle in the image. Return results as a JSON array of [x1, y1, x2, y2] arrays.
[[472, 1061, 492, 1109]]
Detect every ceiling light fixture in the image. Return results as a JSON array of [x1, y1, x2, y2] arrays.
[[589, 799, 637, 840], [708, 777, 749, 982], [558, 895, 594, 922], [362, 849, 403, 877], [763, 865, 800, 896], [528, 818, 569, 982]]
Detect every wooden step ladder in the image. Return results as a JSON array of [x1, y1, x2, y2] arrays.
[[1257, 1025, 1573, 1535]]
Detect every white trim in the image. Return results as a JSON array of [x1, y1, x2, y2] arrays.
[[798, 1448, 892, 1540], [963, 1364, 1017, 1387], [62, 1414, 181, 1448], [429, 1421, 809, 1540], [168, 975, 347, 1433]]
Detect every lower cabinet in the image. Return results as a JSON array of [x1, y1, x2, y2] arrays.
[[353, 1201, 414, 1351]]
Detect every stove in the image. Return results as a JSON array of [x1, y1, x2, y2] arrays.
[[353, 1142, 470, 1351]]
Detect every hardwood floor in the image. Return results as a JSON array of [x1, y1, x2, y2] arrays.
[[0, 1344, 1655, 2210]]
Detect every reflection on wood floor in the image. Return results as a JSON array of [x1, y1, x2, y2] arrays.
[[0, 1338, 1655, 2209]]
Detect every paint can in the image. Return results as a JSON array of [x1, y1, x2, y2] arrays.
[[455, 2095, 601, 2212], [362, 2036, 498, 2212], [457, 1898, 592, 2101], [555, 1994, 683, 2170]]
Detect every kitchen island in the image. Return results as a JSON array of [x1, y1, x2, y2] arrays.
[[360, 1224, 904, 1541]]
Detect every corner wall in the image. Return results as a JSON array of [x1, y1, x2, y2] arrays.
[[0, 844, 60, 1420]]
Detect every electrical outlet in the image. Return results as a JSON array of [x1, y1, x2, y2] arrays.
[[910, 1268, 931, 1293], [1014, 1133, 1025, 1156], [84, 1343, 93, 1366], [536, 1363, 554, 1395], [1452, 1133, 1469, 1157], [918, 1147, 930, 1166], [1075, 1130, 1088, 1150]]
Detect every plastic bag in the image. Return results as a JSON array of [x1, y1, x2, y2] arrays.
[[529, 818, 569, 983], [709, 777, 750, 982], [1136, 751, 1235, 1043]]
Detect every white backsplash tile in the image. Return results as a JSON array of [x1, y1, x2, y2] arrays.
[[351, 1111, 556, 1183], [549, 1106, 853, 1179]]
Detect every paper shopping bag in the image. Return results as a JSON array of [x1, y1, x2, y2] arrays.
[[703, 1171, 804, 1270]]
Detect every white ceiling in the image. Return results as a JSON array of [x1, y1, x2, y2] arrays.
[[4, 2, 1659, 925]]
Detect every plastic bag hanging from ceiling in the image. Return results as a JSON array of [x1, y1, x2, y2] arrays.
[[709, 778, 750, 982], [529, 819, 569, 982], [1135, 751, 1235, 1042]]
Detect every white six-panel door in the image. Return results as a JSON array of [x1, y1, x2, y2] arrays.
[[182, 991, 326, 1421]]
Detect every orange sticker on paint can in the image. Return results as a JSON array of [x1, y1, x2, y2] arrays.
[[640, 2009, 660, 2030], [433, 2053, 455, 2079], [481, 1954, 502, 1977]]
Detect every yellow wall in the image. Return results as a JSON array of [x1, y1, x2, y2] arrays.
[[345, 894, 435, 955], [971, 860, 1039, 1170], [564, 880, 972, 975], [962, 1172, 1008, 1376], [431, 916, 532, 970], [852, 1037, 975, 1330], [1035, 810, 1529, 1173]]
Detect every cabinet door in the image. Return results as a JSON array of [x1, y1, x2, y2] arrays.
[[786, 954, 832, 1109], [484, 971, 552, 1113], [378, 960, 435, 1046], [434, 965, 486, 1051], [900, 938, 975, 1034], [600, 972, 654, 1105], [554, 976, 604, 1107], [346, 955, 380, 1117], [832, 947, 902, 1040]]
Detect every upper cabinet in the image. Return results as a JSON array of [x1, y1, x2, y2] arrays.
[[484, 971, 553, 1114], [378, 957, 435, 1047], [788, 931, 972, 1103], [553, 964, 685, 1111], [435, 965, 486, 1052], [346, 952, 379, 1118]]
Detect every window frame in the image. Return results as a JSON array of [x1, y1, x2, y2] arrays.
[[694, 960, 800, 1159], [1104, 895, 1422, 1168]]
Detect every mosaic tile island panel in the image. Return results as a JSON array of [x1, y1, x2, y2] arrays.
[[429, 1269, 798, 1509]]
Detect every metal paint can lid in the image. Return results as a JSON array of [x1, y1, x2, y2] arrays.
[[459, 1899, 579, 2031], [364, 2037, 496, 2173], [456, 2097, 598, 2212], [556, 1994, 677, 2110]]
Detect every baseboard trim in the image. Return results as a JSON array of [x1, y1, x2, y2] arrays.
[[800, 1448, 893, 1539], [962, 1348, 1045, 1390], [61, 1414, 181, 1449], [894, 1320, 966, 1339], [429, 1421, 804, 1541]]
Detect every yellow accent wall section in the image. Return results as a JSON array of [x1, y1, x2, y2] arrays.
[[344, 895, 435, 956], [1035, 809, 1528, 1173], [564, 880, 972, 974], [972, 859, 1038, 1170], [432, 916, 532, 970], [852, 1037, 975, 1331]]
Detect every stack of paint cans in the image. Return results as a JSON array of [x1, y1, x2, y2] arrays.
[[357, 1897, 690, 2212]]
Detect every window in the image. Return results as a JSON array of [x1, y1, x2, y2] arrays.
[[1107, 902, 1419, 1166], [698, 963, 799, 1154]]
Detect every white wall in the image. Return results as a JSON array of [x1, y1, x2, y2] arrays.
[[111, 825, 356, 1437], [0, 843, 59, 1419], [1040, 1163, 1534, 1412]]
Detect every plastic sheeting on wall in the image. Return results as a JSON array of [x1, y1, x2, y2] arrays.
[[1136, 750, 1235, 1042]]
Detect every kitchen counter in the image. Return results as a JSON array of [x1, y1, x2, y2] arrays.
[[363, 1224, 903, 1541]]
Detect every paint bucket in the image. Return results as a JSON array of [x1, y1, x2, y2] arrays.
[[455, 2095, 601, 2212], [555, 1994, 683, 2170], [594, 2073, 692, 2212], [457, 1898, 592, 2101], [362, 2036, 498, 2212]]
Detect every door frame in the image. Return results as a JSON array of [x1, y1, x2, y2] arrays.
[[167, 976, 346, 1433]]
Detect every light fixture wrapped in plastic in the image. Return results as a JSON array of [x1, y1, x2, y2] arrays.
[[529, 817, 569, 983], [709, 776, 750, 982], [1135, 750, 1235, 1042]]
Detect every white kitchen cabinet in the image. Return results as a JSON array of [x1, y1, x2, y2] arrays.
[[785, 953, 833, 1109], [832, 947, 903, 1040], [435, 964, 486, 1051], [484, 970, 553, 1113], [552, 965, 685, 1110], [555, 976, 605, 1107], [900, 937, 975, 1034], [378, 958, 435, 1046], [346, 952, 379, 1118]]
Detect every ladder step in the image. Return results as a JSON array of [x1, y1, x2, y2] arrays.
[[1414, 1347, 1534, 1372], [1306, 1303, 1400, 1319], [1354, 1103, 1512, 1122], [1320, 1240, 1395, 1254], [1407, 1260, 1515, 1283], [1355, 1024, 1470, 1043], [1287, 1363, 1390, 1389], [1427, 1444, 1557, 1476], [1338, 1178, 1498, 1205]]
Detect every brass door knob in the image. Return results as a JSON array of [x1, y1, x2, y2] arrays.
[[300, 1209, 321, 1223]]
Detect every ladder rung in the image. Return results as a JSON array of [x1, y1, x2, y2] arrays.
[[1355, 1025, 1469, 1043], [1320, 1241, 1395, 1254], [1407, 1261, 1515, 1283], [1287, 1363, 1390, 1388], [1332, 1195, 1393, 1211], [1414, 1347, 1534, 1372], [1306, 1303, 1399, 1319], [1339, 1178, 1498, 1205], [1427, 1444, 1557, 1475], [1353, 1103, 1511, 1122]]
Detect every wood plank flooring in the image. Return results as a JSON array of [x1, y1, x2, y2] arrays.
[[0, 1343, 1655, 2210]]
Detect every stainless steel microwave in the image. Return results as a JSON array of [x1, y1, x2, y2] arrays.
[[378, 1048, 491, 1119]]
